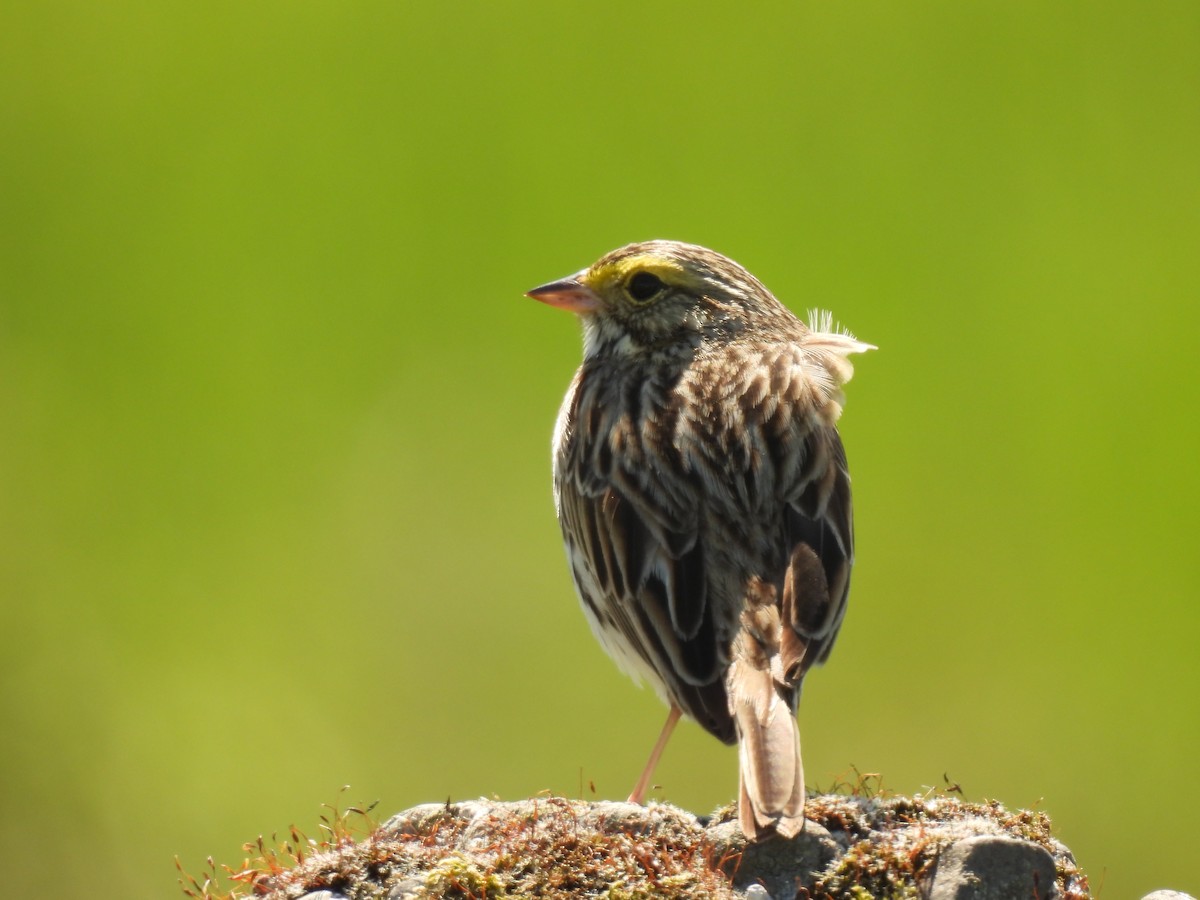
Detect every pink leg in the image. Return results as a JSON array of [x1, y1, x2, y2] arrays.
[[627, 705, 682, 804]]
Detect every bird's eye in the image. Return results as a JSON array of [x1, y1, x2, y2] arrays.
[[627, 271, 666, 303]]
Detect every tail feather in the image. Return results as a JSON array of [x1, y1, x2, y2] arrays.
[[728, 660, 805, 840]]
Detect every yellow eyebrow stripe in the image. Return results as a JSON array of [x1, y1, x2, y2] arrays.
[[584, 254, 687, 292]]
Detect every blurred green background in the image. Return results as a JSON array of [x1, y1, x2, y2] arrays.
[[2, 2, 1197, 898]]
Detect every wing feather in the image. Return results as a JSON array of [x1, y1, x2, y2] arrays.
[[554, 340, 858, 744], [555, 365, 732, 740]]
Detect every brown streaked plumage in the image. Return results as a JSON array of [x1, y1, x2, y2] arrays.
[[527, 240, 873, 840]]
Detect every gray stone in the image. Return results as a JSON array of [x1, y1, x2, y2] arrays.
[[387, 876, 429, 899], [448, 797, 700, 850], [580, 798, 699, 834], [262, 795, 1091, 898], [708, 819, 839, 900], [381, 800, 478, 836], [928, 834, 1059, 900], [1141, 892, 1198, 900]]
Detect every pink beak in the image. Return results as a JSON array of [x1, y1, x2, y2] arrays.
[[525, 274, 601, 314]]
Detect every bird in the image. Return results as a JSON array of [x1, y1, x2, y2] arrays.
[[526, 240, 873, 840]]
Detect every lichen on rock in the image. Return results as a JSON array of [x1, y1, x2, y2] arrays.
[[232, 792, 1104, 900]]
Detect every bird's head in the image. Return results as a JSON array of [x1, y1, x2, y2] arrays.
[[527, 240, 799, 360]]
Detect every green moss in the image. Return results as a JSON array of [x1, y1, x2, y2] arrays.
[[423, 853, 509, 898]]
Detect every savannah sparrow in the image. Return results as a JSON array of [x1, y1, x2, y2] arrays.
[[527, 241, 872, 840]]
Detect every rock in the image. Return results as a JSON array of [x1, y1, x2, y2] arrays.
[[387, 876, 429, 899], [707, 819, 839, 899], [1140, 893, 1198, 900], [927, 834, 1059, 899], [251, 794, 1096, 898], [805, 794, 1089, 899]]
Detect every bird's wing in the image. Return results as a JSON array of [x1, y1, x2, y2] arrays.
[[556, 371, 735, 743], [672, 340, 857, 683], [778, 426, 854, 679]]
